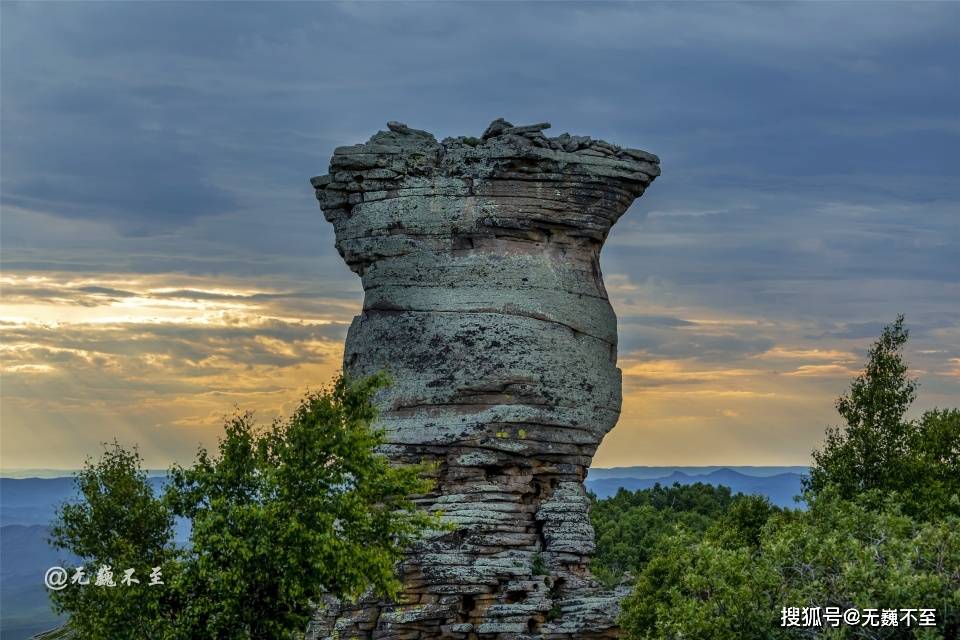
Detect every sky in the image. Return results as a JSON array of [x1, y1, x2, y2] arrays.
[[1, 1, 958, 470]]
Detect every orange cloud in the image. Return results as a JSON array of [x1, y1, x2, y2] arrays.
[[0, 272, 354, 469], [782, 364, 859, 377], [620, 359, 757, 383], [756, 346, 857, 361]]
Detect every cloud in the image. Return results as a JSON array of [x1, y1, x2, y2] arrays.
[[0, 272, 355, 467], [756, 347, 857, 362], [782, 364, 860, 378], [619, 314, 698, 328], [1, 1, 957, 467], [621, 358, 757, 385]]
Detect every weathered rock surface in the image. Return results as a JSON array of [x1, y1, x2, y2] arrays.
[[307, 119, 659, 639]]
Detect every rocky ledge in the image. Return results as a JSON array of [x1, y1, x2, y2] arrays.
[[307, 119, 659, 639]]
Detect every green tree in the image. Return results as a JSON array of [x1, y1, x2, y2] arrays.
[[621, 490, 960, 640], [768, 489, 959, 638], [620, 528, 784, 640], [618, 317, 960, 639], [906, 408, 960, 519], [806, 315, 917, 499], [49, 374, 436, 639], [48, 444, 178, 638], [806, 316, 960, 519], [705, 493, 779, 549], [590, 483, 774, 586]]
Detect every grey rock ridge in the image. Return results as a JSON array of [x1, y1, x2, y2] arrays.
[[307, 119, 659, 639]]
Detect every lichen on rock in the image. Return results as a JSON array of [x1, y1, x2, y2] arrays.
[[307, 119, 659, 639]]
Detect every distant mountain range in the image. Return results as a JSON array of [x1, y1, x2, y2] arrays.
[[0, 467, 806, 639], [1, 525, 78, 639], [586, 466, 808, 507], [1, 476, 170, 526], [588, 465, 808, 480]]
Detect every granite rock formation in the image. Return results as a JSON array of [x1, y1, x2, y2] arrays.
[[307, 119, 659, 639]]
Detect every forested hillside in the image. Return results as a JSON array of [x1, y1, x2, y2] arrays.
[[592, 318, 960, 639]]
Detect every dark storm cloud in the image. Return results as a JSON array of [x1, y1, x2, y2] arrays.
[[2, 0, 957, 299], [3, 1, 956, 298]]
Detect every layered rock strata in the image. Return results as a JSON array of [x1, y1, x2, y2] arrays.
[[307, 119, 659, 639]]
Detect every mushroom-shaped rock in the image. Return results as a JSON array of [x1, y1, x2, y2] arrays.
[[307, 119, 659, 640]]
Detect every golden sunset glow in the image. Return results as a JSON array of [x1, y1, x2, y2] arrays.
[[0, 272, 352, 469], [3, 269, 955, 471]]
